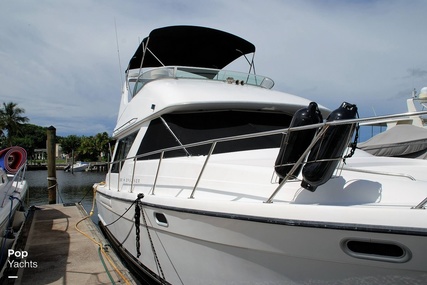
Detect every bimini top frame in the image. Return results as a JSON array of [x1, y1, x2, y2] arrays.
[[127, 25, 256, 71]]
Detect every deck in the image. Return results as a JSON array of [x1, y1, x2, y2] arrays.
[[2, 203, 136, 284]]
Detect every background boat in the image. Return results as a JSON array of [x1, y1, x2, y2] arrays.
[[64, 161, 90, 172], [0, 147, 29, 272], [359, 87, 427, 159]]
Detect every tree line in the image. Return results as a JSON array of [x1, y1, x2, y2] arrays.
[[0, 102, 111, 162]]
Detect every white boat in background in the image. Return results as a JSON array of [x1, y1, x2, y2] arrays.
[[65, 161, 89, 172], [95, 26, 427, 284], [385, 87, 427, 129], [0, 147, 28, 271], [359, 88, 427, 159]]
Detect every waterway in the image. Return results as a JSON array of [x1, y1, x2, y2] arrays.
[[25, 170, 106, 223]]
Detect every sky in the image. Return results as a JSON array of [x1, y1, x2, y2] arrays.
[[1, 0, 426, 138]]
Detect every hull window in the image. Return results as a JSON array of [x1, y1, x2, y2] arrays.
[[154, 212, 168, 227], [341, 239, 411, 263], [136, 111, 292, 160]]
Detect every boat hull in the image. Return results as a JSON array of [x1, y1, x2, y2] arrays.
[[0, 179, 29, 271], [97, 191, 427, 285]]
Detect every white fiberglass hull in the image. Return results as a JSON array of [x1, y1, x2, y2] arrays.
[[0, 180, 28, 234], [0, 178, 28, 271], [96, 189, 427, 285]]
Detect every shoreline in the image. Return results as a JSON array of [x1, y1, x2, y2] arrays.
[[26, 163, 108, 171]]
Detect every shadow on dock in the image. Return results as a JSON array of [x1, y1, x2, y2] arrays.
[[22, 207, 70, 284]]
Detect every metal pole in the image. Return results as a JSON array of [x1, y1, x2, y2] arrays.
[[71, 149, 74, 174], [47, 126, 57, 204], [190, 142, 217, 199], [265, 125, 329, 203], [151, 151, 164, 195]]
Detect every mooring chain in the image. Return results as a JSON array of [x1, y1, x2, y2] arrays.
[[135, 193, 166, 283], [134, 195, 142, 258], [343, 113, 360, 163]]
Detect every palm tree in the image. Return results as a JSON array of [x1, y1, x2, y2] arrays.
[[0, 102, 29, 146]]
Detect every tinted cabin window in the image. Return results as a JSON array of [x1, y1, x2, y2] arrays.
[[111, 131, 138, 173], [137, 111, 292, 160]]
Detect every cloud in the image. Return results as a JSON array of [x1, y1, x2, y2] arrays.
[[1, 0, 426, 137], [407, 68, 427, 78]]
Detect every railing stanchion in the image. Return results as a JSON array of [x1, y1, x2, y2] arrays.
[[413, 197, 427, 209], [190, 142, 217, 199], [130, 157, 137, 193], [152, 151, 164, 195], [265, 126, 329, 204], [117, 161, 121, 192]]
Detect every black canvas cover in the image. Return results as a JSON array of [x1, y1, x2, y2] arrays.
[[128, 26, 256, 70]]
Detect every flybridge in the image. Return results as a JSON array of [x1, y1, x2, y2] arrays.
[[125, 26, 275, 100], [127, 66, 275, 98]]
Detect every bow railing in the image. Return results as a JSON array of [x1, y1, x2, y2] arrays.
[[108, 110, 427, 205]]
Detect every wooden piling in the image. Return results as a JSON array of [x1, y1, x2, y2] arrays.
[[47, 126, 57, 204]]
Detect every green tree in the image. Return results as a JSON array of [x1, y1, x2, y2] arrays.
[[77, 132, 110, 162], [59, 135, 81, 162], [93, 132, 110, 161], [11, 124, 47, 160], [0, 102, 29, 146], [78, 136, 97, 161]]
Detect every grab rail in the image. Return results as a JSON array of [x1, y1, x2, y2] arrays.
[[265, 125, 330, 203], [412, 197, 427, 209], [128, 66, 275, 89], [341, 167, 416, 181], [111, 110, 427, 202], [190, 142, 217, 199]]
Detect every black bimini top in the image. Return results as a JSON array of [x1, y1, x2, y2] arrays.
[[127, 25, 256, 70]]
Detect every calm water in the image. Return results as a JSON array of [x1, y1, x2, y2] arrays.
[[25, 170, 107, 223]]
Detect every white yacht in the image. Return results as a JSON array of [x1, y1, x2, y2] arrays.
[[64, 161, 90, 172], [95, 26, 427, 284], [358, 88, 427, 159]]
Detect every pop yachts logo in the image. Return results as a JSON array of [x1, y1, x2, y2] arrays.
[[7, 250, 38, 269]]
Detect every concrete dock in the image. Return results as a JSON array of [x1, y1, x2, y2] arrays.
[[2, 203, 136, 284]]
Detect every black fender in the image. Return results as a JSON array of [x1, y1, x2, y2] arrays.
[[301, 102, 358, 191], [275, 102, 323, 179]]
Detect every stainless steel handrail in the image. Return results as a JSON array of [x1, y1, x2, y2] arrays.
[[190, 142, 217, 199], [130, 157, 137, 193], [412, 197, 427, 209], [341, 167, 416, 181], [131, 66, 275, 89], [130, 110, 427, 162], [265, 125, 330, 203], [110, 110, 427, 201], [151, 151, 164, 195]]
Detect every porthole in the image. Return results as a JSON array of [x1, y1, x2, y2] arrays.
[[341, 238, 411, 263], [154, 212, 168, 227]]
